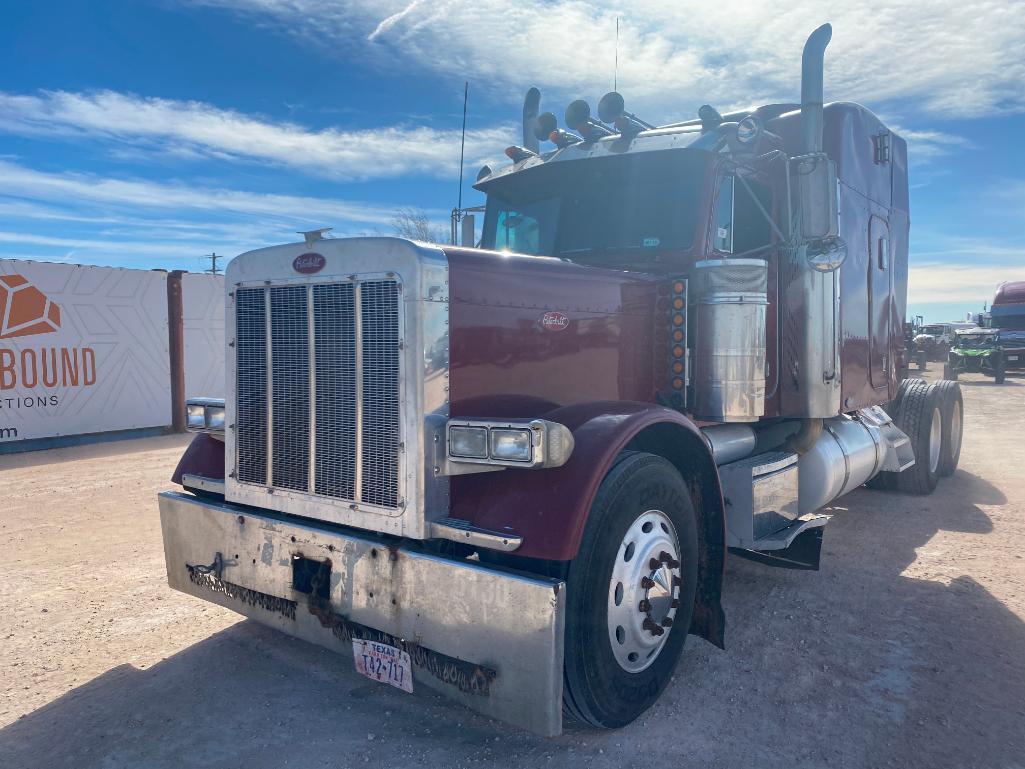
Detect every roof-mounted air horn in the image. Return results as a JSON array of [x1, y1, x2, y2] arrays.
[[597, 92, 653, 135], [533, 111, 581, 149], [565, 100, 615, 142]]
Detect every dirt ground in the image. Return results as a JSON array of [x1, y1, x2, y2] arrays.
[[1, 369, 1023, 769]]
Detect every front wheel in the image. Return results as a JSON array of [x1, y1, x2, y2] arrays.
[[563, 452, 698, 728]]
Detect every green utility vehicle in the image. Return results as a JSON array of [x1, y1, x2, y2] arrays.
[[944, 328, 1006, 383]]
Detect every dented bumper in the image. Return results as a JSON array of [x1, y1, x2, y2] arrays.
[[158, 491, 566, 736]]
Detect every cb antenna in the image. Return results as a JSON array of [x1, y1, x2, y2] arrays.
[[614, 17, 619, 91], [457, 81, 468, 213]]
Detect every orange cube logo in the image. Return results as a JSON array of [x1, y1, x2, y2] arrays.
[[0, 274, 61, 339]]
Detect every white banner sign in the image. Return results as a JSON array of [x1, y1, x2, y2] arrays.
[[0, 260, 171, 443]]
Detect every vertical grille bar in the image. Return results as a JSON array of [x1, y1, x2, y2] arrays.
[[360, 280, 401, 508], [306, 285, 316, 493], [235, 288, 267, 485], [313, 283, 357, 499], [269, 286, 310, 491], [265, 288, 273, 486], [353, 283, 364, 502]]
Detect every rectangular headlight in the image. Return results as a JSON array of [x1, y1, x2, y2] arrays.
[[186, 404, 206, 429], [449, 425, 488, 459], [490, 428, 533, 463], [185, 397, 226, 434], [206, 406, 226, 430]]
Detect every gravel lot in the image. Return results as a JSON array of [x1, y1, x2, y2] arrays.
[[2, 370, 1023, 769]]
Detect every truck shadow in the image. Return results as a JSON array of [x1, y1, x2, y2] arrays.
[[1, 472, 1021, 769]]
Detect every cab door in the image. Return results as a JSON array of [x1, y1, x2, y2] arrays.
[[868, 215, 892, 390]]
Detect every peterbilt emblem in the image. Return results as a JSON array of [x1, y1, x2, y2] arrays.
[[293, 253, 325, 274], [540, 311, 569, 331]]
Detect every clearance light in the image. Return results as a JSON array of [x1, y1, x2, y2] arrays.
[[505, 145, 538, 162], [667, 278, 688, 404], [446, 419, 574, 470]]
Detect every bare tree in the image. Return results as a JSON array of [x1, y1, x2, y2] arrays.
[[392, 208, 444, 243]]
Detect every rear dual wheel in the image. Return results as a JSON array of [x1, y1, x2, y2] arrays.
[[881, 380, 962, 493], [563, 453, 698, 728]]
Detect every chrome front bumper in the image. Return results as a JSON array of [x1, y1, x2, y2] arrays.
[[158, 491, 566, 736]]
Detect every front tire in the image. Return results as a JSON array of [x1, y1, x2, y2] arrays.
[[563, 452, 698, 728]]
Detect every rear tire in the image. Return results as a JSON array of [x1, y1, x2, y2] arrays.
[[943, 362, 957, 381], [563, 452, 698, 729], [995, 358, 1006, 384], [933, 380, 963, 477], [895, 380, 944, 495]]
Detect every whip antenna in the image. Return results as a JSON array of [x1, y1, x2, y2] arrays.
[[457, 81, 468, 212], [614, 17, 619, 91]]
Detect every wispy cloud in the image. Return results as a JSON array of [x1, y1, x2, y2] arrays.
[[0, 160, 428, 224], [909, 262, 1025, 305], [0, 90, 512, 180], [190, 0, 1025, 120], [0, 161, 443, 266]]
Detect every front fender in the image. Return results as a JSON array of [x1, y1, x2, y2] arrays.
[[449, 401, 726, 646]]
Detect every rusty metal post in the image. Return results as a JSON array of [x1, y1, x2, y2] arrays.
[[167, 270, 186, 432]]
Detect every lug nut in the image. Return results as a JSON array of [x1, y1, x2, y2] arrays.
[[640, 576, 656, 590], [671, 599, 680, 609], [642, 618, 665, 636], [649, 557, 661, 571], [659, 552, 681, 569], [638, 599, 652, 613], [661, 617, 674, 628]]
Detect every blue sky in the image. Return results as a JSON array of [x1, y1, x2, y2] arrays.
[[2, 0, 1024, 322]]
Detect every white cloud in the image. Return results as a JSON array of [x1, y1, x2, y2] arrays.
[[191, 0, 1025, 120], [909, 262, 1025, 305], [0, 161, 450, 267], [0, 90, 512, 180], [0, 160, 425, 225]]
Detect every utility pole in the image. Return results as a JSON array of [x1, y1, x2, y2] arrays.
[[204, 252, 223, 275]]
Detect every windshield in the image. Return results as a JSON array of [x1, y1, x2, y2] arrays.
[[992, 312, 1025, 331], [481, 150, 708, 259]]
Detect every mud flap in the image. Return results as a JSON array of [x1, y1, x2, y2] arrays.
[[730, 526, 824, 571]]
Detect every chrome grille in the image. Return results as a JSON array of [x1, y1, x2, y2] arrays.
[[234, 280, 401, 508]]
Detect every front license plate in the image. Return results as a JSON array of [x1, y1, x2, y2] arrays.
[[352, 640, 413, 693], [1008, 355, 1019, 361]]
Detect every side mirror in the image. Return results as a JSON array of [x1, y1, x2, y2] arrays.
[[793, 153, 838, 241]]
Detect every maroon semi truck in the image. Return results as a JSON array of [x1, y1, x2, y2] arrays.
[[160, 24, 966, 735], [991, 280, 1025, 372]]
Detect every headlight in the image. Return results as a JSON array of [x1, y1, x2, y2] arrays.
[[449, 425, 488, 459], [490, 428, 533, 463], [186, 403, 206, 429], [185, 398, 226, 434], [443, 419, 574, 472], [206, 406, 226, 430]]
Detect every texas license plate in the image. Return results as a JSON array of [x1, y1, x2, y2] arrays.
[[352, 640, 413, 693]]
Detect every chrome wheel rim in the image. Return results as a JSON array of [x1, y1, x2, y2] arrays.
[[929, 407, 942, 474], [607, 510, 681, 673]]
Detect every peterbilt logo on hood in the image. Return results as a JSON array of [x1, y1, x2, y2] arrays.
[[540, 311, 569, 331], [293, 253, 325, 274]]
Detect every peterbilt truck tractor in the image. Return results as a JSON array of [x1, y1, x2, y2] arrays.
[[160, 24, 965, 735]]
